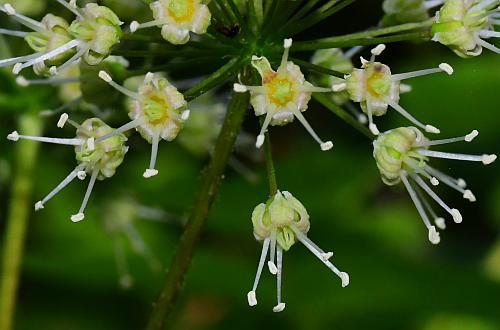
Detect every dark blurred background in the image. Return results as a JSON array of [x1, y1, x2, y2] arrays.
[[0, 0, 500, 329]]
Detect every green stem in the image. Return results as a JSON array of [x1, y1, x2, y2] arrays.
[[0, 113, 42, 330], [292, 20, 434, 51], [145, 69, 251, 330], [313, 93, 374, 140], [262, 127, 278, 196], [290, 57, 345, 78], [253, 0, 264, 26]]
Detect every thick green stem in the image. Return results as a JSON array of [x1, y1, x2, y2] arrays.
[[145, 69, 251, 330], [292, 20, 433, 50], [0, 113, 42, 330]]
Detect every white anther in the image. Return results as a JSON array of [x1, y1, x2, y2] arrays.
[[451, 208, 462, 223], [267, 261, 278, 275], [34, 201, 44, 211], [181, 109, 190, 121], [255, 134, 265, 148], [340, 272, 349, 287], [425, 125, 440, 134], [144, 72, 154, 84], [12, 63, 22, 74], [283, 38, 292, 48], [98, 70, 112, 83], [3, 3, 16, 15], [457, 178, 467, 188], [482, 154, 497, 165], [439, 63, 453, 75], [320, 141, 333, 151], [399, 84, 412, 93], [247, 291, 257, 306], [369, 123, 380, 135], [321, 252, 333, 260], [49, 66, 57, 76], [143, 169, 158, 178], [331, 83, 346, 92], [360, 56, 368, 66], [7, 131, 19, 141], [77, 170, 86, 180], [430, 177, 439, 186], [87, 137, 95, 151], [71, 213, 85, 222], [358, 114, 367, 124], [69, 0, 77, 8], [233, 83, 247, 92], [465, 130, 478, 142], [273, 303, 286, 313], [57, 113, 69, 128], [463, 190, 476, 202], [16, 76, 29, 86], [371, 44, 386, 56], [129, 21, 139, 33], [428, 226, 440, 244], [435, 217, 446, 230]]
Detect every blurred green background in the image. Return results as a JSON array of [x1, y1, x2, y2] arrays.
[[1, 1, 500, 329]]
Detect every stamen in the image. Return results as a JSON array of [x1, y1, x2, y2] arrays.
[[51, 45, 88, 75], [113, 239, 133, 289], [99, 71, 140, 99], [391, 63, 453, 81], [278, 38, 292, 74], [7, 131, 83, 145], [366, 98, 379, 135], [410, 173, 462, 223], [268, 231, 277, 274], [35, 165, 85, 210], [95, 118, 145, 143], [13, 39, 80, 74], [470, 0, 500, 12], [401, 172, 432, 230], [479, 30, 500, 38], [0, 28, 28, 37], [371, 44, 386, 56], [292, 227, 349, 286], [0, 52, 44, 68], [403, 157, 439, 186], [286, 104, 333, 151], [129, 19, 169, 32], [1, 4, 43, 32], [256, 112, 273, 148], [248, 237, 270, 306], [416, 130, 478, 147], [416, 149, 497, 165], [181, 110, 190, 121], [55, 0, 84, 18], [57, 113, 69, 128], [71, 167, 99, 222], [424, 165, 476, 202], [345, 102, 367, 124], [16, 75, 79, 86], [77, 170, 86, 180], [415, 183, 446, 230], [475, 37, 500, 54], [272, 245, 285, 313], [299, 86, 332, 93], [388, 101, 440, 133], [143, 130, 161, 178]]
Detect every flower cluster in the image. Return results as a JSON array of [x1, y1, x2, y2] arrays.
[[2, 0, 499, 317]]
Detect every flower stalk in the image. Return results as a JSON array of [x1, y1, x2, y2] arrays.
[[0, 113, 42, 330]]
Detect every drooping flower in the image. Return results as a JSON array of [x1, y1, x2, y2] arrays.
[[234, 38, 334, 151], [98, 71, 190, 178], [0, 1, 122, 75], [432, 0, 500, 57], [129, 0, 211, 45], [342, 44, 453, 135], [373, 126, 497, 243], [7, 115, 128, 222], [248, 190, 349, 312], [382, 0, 444, 25]]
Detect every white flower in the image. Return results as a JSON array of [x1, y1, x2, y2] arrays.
[[0, 1, 122, 75], [247, 191, 349, 312], [344, 44, 453, 135], [432, 0, 500, 57], [130, 0, 211, 45], [7, 115, 128, 222], [98, 71, 190, 178], [373, 126, 496, 243], [234, 38, 334, 151]]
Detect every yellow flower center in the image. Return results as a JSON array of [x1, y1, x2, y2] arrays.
[[265, 77, 296, 107], [168, 0, 195, 23]]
